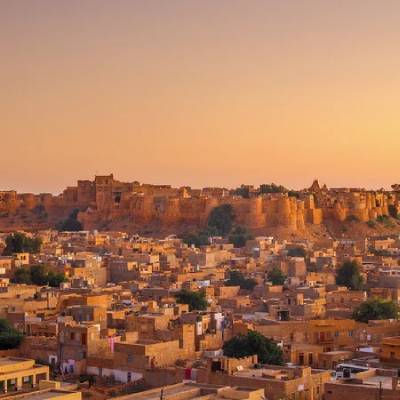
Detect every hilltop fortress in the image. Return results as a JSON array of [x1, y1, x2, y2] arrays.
[[0, 174, 399, 235]]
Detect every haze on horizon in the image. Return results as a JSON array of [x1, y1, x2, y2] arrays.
[[1, 1, 400, 194]]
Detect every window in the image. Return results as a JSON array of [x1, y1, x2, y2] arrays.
[[334, 331, 339, 337], [348, 330, 354, 337]]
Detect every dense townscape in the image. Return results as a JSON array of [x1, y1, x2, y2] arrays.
[[4, 0, 400, 398], [0, 178, 399, 399]]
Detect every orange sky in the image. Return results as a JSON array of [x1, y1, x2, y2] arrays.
[[1, 1, 400, 194]]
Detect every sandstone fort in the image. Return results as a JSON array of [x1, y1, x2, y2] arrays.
[[0, 174, 399, 235]]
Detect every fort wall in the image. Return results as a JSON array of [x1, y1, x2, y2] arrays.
[[0, 175, 398, 234]]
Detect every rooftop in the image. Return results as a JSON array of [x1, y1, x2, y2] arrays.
[[112, 383, 262, 400], [8, 390, 79, 400], [382, 336, 400, 346]]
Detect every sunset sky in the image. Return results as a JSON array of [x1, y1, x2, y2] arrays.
[[1, 1, 400, 194]]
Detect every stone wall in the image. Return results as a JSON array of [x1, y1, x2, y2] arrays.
[[0, 175, 399, 234]]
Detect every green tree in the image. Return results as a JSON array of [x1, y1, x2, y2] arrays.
[[259, 183, 288, 194], [57, 209, 83, 232], [13, 265, 66, 287], [233, 186, 250, 198], [182, 229, 214, 247], [13, 267, 32, 284], [0, 319, 23, 350], [4, 233, 24, 254], [184, 205, 236, 246], [228, 225, 253, 248], [175, 289, 208, 311], [226, 270, 257, 291], [353, 297, 399, 323], [47, 270, 67, 287], [207, 204, 235, 236], [182, 233, 206, 247], [30, 264, 50, 286], [223, 330, 283, 365], [336, 260, 364, 290], [267, 267, 286, 286], [3, 233, 41, 255]]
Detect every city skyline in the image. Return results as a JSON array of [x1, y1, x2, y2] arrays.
[[0, 173, 398, 196]]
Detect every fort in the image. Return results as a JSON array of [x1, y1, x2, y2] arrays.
[[0, 174, 399, 236]]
